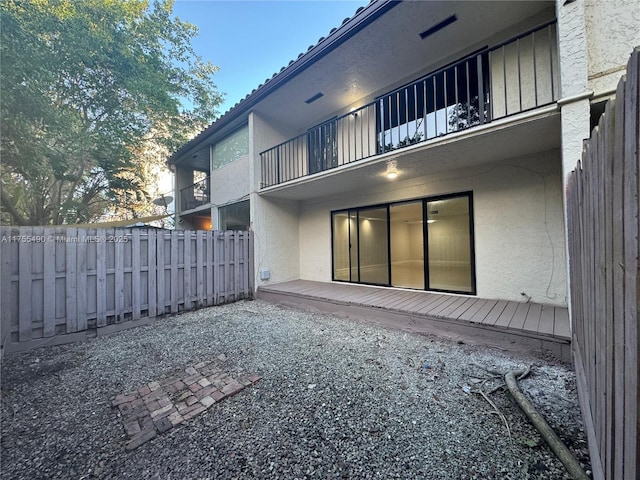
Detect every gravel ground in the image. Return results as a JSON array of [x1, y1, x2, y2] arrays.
[[1, 300, 591, 479]]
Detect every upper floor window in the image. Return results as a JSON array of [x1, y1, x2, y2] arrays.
[[212, 125, 249, 170], [219, 200, 250, 231]]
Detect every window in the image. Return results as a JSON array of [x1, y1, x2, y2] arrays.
[[212, 125, 249, 170], [331, 193, 475, 294], [219, 200, 250, 231]]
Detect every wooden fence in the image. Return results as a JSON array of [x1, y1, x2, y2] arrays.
[[0, 227, 254, 351], [567, 48, 639, 480]]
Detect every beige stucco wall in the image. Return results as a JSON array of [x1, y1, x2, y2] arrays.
[[174, 167, 194, 216], [298, 150, 567, 306], [585, 0, 640, 96], [555, 0, 639, 177], [250, 112, 301, 286], [209, 154, 250, 207]]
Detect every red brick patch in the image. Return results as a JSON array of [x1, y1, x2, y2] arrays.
[[112, 355, 260, 450]]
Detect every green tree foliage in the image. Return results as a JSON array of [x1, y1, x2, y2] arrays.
[[0, 0, 222, 225]]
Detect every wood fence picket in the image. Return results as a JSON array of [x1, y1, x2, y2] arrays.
[[0, 228, 254, 351], [567, 47, 639, 480]]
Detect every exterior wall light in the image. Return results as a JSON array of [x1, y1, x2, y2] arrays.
[[386, 160, 398, 179]]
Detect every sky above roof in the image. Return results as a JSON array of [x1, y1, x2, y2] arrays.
[[172, 0, 369, 115]]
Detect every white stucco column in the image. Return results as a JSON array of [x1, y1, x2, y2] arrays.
[[557, 0, 591, 175], [556, 0, 591, 324], [248, 112, 301, 291]]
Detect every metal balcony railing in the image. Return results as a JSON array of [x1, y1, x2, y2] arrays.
[[180, 177, 210, 211], [260, 20, 558, 188]]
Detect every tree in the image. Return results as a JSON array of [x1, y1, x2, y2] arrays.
[[0, 0, 222, 225]]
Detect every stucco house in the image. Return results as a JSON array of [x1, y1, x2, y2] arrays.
[[168, 0, 638, 314]]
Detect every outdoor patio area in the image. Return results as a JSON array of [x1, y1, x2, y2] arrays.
[[0, 300, 589, 479], [259, 280, 571, 361]]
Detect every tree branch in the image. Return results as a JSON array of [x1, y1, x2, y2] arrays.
[[504, 371, 589, 480], [0, 185, 29, 225]]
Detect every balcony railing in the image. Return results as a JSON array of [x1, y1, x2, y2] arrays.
[[180, 177, 210, 211], [261, 20, 558, 188]]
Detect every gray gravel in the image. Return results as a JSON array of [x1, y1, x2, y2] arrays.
[[1, 300, 590, 479]]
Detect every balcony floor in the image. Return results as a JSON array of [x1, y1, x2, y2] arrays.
[[258, 279, 570, 361]]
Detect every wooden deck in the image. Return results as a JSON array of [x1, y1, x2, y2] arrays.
[[258, 280, 571, 361]]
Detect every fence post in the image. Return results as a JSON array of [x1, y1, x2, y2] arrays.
[[234, 231, 240, 300], [65, 227, 77, 333], [170, 230, 179, 313], [96, 230, 107, 327], [156, 230, 166, 315], [76, 228, 88, 332], [18, 226, 33, 341], [206, 230, 214, 306], [148, 230, 157, 318], [184, 230, 191, 311], [43, 227, 56, 337], [196, 230, 204, 307], [132, 229, 141, 320]]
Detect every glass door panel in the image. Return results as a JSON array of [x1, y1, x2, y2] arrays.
[[332, 212, 350, 281], [349, 211, 359, 282], [358, 207, 388, 284], [390, 202, 424, 289], [426, 196, 473, 292]]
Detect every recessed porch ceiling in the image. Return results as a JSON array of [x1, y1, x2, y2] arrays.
[[259, 108, 561, 202], [251, 1, 555, 132]]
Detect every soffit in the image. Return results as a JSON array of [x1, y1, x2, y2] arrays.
[[251, 1, 555, 131]]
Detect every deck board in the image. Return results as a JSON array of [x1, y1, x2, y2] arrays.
[[509, 303, 531, 330], [554, 308, 570, 338], [367, 290, 401, 307], [457, 299, 489, 321], [429, 296, 465, 317], [438, 296, 475, 318], [538, 306, 556, 336], [404, 293, 442, 312], [522, 304, 543, 334], [492, 301, 519, 327], [448, 297, 479, 319], [258, 281, 571, 349], [401, 292, 434, 310], [482, 300, 509, 326], [417, 295, 453, 315], [385, 292, 423, 309], [349, 287, 388, 304]]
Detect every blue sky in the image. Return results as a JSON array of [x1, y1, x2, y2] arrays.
[[172, 0, 369, 115]]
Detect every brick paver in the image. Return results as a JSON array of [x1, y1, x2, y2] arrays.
[[112, 355, 261, 450]]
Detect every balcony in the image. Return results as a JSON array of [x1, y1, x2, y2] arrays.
[[260, 21, 558, 189], [180, 177, 210, 212]]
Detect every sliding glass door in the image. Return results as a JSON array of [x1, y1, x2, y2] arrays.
[[426, 196, 474, 293], [358, 207, 389, 285], [390, 202, 424, 289], [332, 192, 475, 294], [331, 207, 388, 285]]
